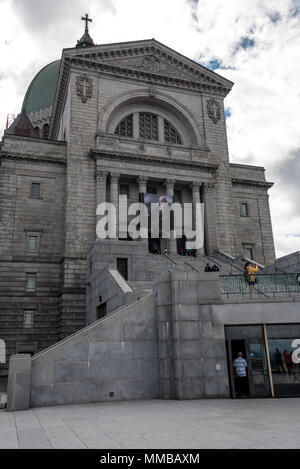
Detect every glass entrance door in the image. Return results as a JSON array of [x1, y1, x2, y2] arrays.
[[226, 326, 271, 399], [246, 340, 270, 398]]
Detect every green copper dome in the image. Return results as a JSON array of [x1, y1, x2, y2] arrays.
[[22, 60, 61, 115]]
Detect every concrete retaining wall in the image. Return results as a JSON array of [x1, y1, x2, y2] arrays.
[[30, 292, 159, 407]]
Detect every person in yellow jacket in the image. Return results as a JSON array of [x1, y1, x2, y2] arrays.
[[245, 262, 259, 298]]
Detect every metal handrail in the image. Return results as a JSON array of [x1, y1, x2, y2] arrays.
[[184, 261, 201, 273], [164, 254, 177, 265], [221, 273, 300, 299]]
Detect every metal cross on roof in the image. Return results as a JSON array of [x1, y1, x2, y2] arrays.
[[82, 13, 92, 32]]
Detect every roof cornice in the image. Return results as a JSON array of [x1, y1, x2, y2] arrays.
[[231, 177, 273, 189], [90, 148, 219, 173], [0, 151, 67, 166]]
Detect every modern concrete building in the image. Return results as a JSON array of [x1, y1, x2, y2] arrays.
[[2, 21, 300, 408]]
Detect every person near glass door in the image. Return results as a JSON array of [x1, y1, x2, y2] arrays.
[[233, 352, 248, 397]]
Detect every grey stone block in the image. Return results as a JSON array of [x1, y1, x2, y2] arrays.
[[173, 304, 200, 321], [182, 359, 204, 378], [7, 354, 32, 411], [174, 340, 202, 359], [30, 385, 53, 408], [31, 359, 53, 386], [98, 360, 140, 380], [175, 378, 204, 400], [89, 341, 131, 360], [123, 323, 156, 341], [159, 359, 173, 380], [181, 321, 201, 340], [201, 339, 227, 359], [139, 360, 159, 379], [131, 341, 158, 359], [119, 379, 160, 400], [73, 381, 120, 403], [53, 363, 97, 383], [52, 340, 90, 362]]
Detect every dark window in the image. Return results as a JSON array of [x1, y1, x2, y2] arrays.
[[174, 189, 182, 204], [115, 114, 133, 137], [117, 258, 128, 281], [120, 184, 130, 197], [245, 247, 253, 260], [23, 310, 34, 328], [241, 203, 249, 217], [139, 113, 159, 141], [164, 120, 182, 145], [26, 273, 36, 293], [28, 236, 38, 253], [31, 183, 41, 198], [42, 124, 50, 139], [147, 186, 157, 194], [96, 302, 107, 320]]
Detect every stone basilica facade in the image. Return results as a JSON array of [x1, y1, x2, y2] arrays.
[[0, 24, 276, 384]]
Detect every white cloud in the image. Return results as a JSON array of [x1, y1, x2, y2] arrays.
[[0, 0, 299, 259]]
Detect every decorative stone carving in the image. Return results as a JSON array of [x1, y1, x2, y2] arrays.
[[166, 147, 172, 156], [207, 99, 221, 124], [95, 170, 109, 182], [110, 172, 120, 183], [139, 143, 145, 152], [191, 181, 202, 191], [165, 178, 176, 191], [137, 175, 149, 184], [204, 182, 216, 192], [141, 55, 160, 73], [103, 138, 117, 146], [76, 74, 93, 103]]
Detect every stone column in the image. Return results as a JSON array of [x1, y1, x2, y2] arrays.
[[95, 170, 108, 240], [95, 170, 108, 208], [165, 179, 177, 254], [138, 175, 148, 196], [191, 182, 204, 255], [203, 182, 218, 255], [110, 172, 120, 239]]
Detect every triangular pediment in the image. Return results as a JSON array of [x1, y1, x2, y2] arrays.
[[69, 38, 233, 91]]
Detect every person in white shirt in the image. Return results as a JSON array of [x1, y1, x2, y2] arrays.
[[233, 352, 248, 397]]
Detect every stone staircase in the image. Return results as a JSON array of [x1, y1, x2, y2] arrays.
[[128, 280, 153, 294]]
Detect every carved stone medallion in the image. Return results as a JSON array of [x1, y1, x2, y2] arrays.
[[76, 74, 93, 103], [141, 55, 160, 73], [207, 99, 221, 124]]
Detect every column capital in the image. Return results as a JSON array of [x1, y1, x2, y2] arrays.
[[110, 172, 120, 183], [204, 182, 216, 192], [137, 175, 149, 184], [95, 170, 109, 181], [164, 178, 176, 189], [190, 181, 202, 191]]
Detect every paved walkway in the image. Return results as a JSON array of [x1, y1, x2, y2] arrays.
[[1, 398, 300, 449]]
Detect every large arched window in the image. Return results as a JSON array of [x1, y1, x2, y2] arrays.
[[114, 114, 133, 138], [114, 112, 183, 145], [139, 113, 159, 141], [164, 119, 182, 145]]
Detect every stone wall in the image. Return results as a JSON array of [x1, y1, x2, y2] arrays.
[[0, 139, 67, 376], [28, 292, 159, 407]]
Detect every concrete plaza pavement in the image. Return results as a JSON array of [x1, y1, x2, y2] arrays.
[[1, 398, 300, 449]]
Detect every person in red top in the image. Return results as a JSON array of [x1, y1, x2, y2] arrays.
[[284, 349, 292, 373]]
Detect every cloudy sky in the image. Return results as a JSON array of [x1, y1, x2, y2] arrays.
[[0, 0, 300, 259]]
